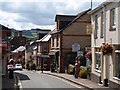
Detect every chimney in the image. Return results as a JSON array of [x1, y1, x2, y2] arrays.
[[19, 31, 22, 37], [14, 31, 19, 37]]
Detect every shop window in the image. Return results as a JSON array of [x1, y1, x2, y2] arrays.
[[95, 52, 101, 71], [115, 53, 120, 79]]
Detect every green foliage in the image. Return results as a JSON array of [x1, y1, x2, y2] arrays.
[[67, 64, 75, 74], [78, 66, 88, 78]]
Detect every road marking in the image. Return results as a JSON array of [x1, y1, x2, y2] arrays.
[[17, 75, 23, 90]]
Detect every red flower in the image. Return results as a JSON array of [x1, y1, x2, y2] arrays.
[[101, 43, 113, 55]]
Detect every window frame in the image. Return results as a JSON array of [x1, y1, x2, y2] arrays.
[[52, 37, 54, 47], [110, 8, 116, 31], [95, 52, 101, 71], [114, 53, 120, 79], [56, 36, 59, 47], [100, 12, 104, 38], [94, 15, 98, 39]]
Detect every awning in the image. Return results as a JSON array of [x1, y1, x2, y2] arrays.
[[115, 50, 120, 53], [49, 50, 59, 55], [40, 55, 49, 58], [37, 53, 41, 56], [11, 49, 18, 53], [33, 46, 37, 50]]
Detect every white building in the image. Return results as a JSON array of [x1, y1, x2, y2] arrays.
[[90, 1, 120, 88]]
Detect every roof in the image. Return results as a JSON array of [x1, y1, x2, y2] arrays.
[[12, 46, 25, 53], [55, 15, 76, 21], [89, 1, 112, 14], [1, 24, 11, 36], [36, 30, 53, 42], [52, 9, 91, 34], [42, 35, 51, 42], [16, 46, 25, 52]]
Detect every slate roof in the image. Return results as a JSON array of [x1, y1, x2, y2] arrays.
[[52, 9, 91, 35]]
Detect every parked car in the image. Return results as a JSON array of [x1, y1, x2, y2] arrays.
[[15, 64, 22, 70]]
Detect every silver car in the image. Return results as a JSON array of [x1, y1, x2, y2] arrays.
[[15, 64, 22, 70]]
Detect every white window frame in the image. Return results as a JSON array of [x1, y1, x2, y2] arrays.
[[100, 12, 104, 38], [95, 52, 101, 71], [110, 8, 116, 30], [114, 52, 120, 79], [94, 15, 98, 39]]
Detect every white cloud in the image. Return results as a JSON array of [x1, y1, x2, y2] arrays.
[[0, 0, 105, 30]]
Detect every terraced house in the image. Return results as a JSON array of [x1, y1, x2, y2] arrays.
[[90, 1, 120, 88], [49, 9, 91, 73]]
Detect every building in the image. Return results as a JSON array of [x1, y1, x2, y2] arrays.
[[90, 1, 120, 88], [1, 24, 11, 76], [37, 32, 52, 71], [25, 29, 50, 69], [49, 9, 91, 73], [25, 41, 37, 67], [10, 31, 27, 51]]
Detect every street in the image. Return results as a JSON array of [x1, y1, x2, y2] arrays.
[[15, 70, 86, 89]]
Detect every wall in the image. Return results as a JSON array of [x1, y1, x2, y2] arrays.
[[63, 14, 91, 50]]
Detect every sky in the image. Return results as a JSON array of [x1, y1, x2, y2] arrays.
[[0, 0, 106, 30]]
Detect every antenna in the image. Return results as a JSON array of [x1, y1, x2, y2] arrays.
[[91, 0, 92, 10]]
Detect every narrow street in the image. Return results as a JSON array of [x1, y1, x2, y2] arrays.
[[15, 70, 86, 89]]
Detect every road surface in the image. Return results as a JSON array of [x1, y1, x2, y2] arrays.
[[15, 70, 87, 89]]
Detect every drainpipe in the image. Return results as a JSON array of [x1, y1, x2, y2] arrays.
[[103, 4, 106, 43], [103, 4, 108, 87]]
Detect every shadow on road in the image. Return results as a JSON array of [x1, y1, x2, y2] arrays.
[[15, 72, 30, 81]]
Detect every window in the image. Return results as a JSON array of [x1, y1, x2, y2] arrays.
[[52, 37, 54, 47], [100, 12, 104, 38], [56, 36, 59, 47], [115, 53, 120, 79], [95, 15, 98, 39], [95, 52, 101, 71], [110, 8, 116, 30]]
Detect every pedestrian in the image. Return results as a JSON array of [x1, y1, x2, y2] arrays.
[[74, 56, 80, 78]]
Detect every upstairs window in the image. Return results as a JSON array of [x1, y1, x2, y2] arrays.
[[110, 8, 116, 30], [56, 36, 59, 47], [52, 37, 54, 47], [94, 15, 98, 39]]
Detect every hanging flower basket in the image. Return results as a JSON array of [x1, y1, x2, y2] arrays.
[[100, 43, 113, 55]]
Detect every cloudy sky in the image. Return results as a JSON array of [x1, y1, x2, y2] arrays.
[[0, 0, 106, 30]]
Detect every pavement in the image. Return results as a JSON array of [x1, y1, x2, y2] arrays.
[[37, 71, 118, 90], [1, 72, 19, 90]]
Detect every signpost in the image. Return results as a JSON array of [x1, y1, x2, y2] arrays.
[[72, 43, 80, 52]]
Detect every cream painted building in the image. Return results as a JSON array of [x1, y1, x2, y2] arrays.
[[90, 1, 120, 88]]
